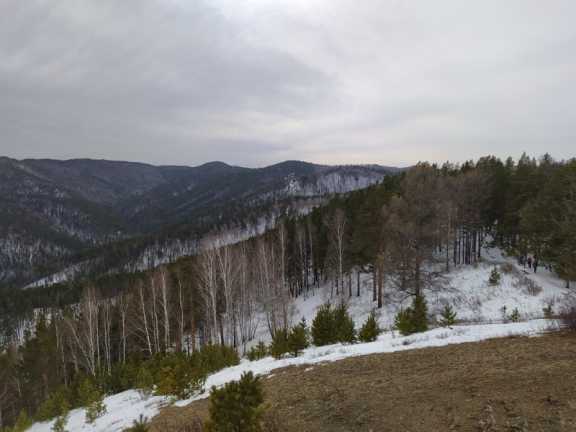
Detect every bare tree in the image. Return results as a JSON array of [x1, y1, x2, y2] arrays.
[[236, 242, 259, 353], [133, 281, 153, 356], [256, 235, 293, 337], [66, 286, 100, 376], [197, 243, 220, 345], [325, 208, 347, 295], [117, 293, 130, 363], [156, 268, 172, 352], [216, 242, 238, 347], [173, 268, 186, 353], [101, 299, 113, 375]]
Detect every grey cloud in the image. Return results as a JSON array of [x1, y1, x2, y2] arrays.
[[1, 0, 575, 167], [0, 0, 329, 165]]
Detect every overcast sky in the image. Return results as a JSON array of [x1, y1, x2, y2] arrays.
[[1, 0, 575, 167]]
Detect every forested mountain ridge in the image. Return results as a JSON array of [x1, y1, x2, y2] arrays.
[[0, 153, 575, 431], [0, 157, 398, 288]]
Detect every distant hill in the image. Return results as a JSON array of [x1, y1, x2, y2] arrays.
[[0, 157, 401, 287]]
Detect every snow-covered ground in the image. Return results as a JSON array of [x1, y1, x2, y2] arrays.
[[27, 246, 572, 432], [246, 245, 571, 349], [27, 319, 556, 432]]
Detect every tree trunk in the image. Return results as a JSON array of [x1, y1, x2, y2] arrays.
[[372, 265, 377, 302]]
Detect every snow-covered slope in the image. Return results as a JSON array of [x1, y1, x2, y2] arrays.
[[26, 247, 571, 432], [27, 320, 554, 432]]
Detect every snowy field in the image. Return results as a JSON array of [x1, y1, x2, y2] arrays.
[[27, 247, 571, 432]]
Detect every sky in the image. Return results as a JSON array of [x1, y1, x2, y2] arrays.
[[1, 0, 575, 168]]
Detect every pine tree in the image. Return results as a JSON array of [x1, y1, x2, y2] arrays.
[[52, 414, 69, 432], [358, 311, 381, 342], [36, 387, 71, 422], [247, 342, 268, 361], [394, 295, 428, 335], [155, 365, 179, 397], [269, 329, 290, 359], [489, 267, 501, 286], [13, 409, 33, 432], [311, 303, 336, 346], [287, 319, 309, 357], [542, 304, 554, 319], [509, 308, 521, 322], [51, 399, 70, 432], [205, 372, 264, 432], [394, 308, 414, 336], [439, 304, 457, 327], [333, 302, 356, 344], [79, 378, 107, 424], [136, 366, 155, 397], [123, 415, 150, 432], [411, 295, 428, 333]]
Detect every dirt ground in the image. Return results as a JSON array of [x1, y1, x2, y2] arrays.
[[151, 333, 576, 432]]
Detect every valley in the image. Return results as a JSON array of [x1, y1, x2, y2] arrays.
[[0, 158, 396, 289]]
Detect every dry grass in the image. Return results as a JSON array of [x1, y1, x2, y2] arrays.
[[151, 333, 576, 432]]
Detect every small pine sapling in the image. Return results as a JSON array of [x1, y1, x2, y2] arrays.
[[287, 318, 310, 357], [411, 295, 429, 333], [334, 302, 356, 344], [247, 341, 268, 361], [51, 401, 70, 432], [49, 393, 70, 432], [358, 311, 381, 342], [394, 295, 429, 336], [269, 328, 290, 359], [13, 410, 33, 432], [439, 304, 457, 327], [489, 267, 501, 286], [500, 305, 508, 322], [394, 308, 413, 336], [52, 415, 69, 432], [123, 415, 149, 432], [205, 372, 264, 432], [311, 303, 336, 346], [508, 307, 520, 323], [36, 387, 71, 422], [79, 378, 107, 424], [155, 365, 179, 397], [136, 366, 155, 397]]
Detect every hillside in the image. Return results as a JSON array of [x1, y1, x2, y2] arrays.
[[24, 245, 573, 432], [0, 157, 398, 288], [3, 155, 575, 432]]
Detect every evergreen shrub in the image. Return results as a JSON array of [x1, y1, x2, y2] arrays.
[[394, 295, 428, 336], [205, 372, 264, 432], [358, 311, 381, 342]]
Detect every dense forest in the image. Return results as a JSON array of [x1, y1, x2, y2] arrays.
[[0, 154, 575, 430]]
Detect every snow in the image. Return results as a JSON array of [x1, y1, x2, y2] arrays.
[[27, 391, 169, 432], [176, 319, 553, 407], [26, 320, 556, 432], [244, 245, 570, 351], [284, 171, 385, 197], [26, 246, 572, 432]]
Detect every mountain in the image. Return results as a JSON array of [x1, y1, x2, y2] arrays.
[[0, 157, 401, 288]]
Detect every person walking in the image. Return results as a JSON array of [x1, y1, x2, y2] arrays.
[[533, 257, 539, 273], [527, 256, 532, 269]]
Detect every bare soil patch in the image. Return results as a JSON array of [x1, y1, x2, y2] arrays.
[[151, 333, 576, 432]]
